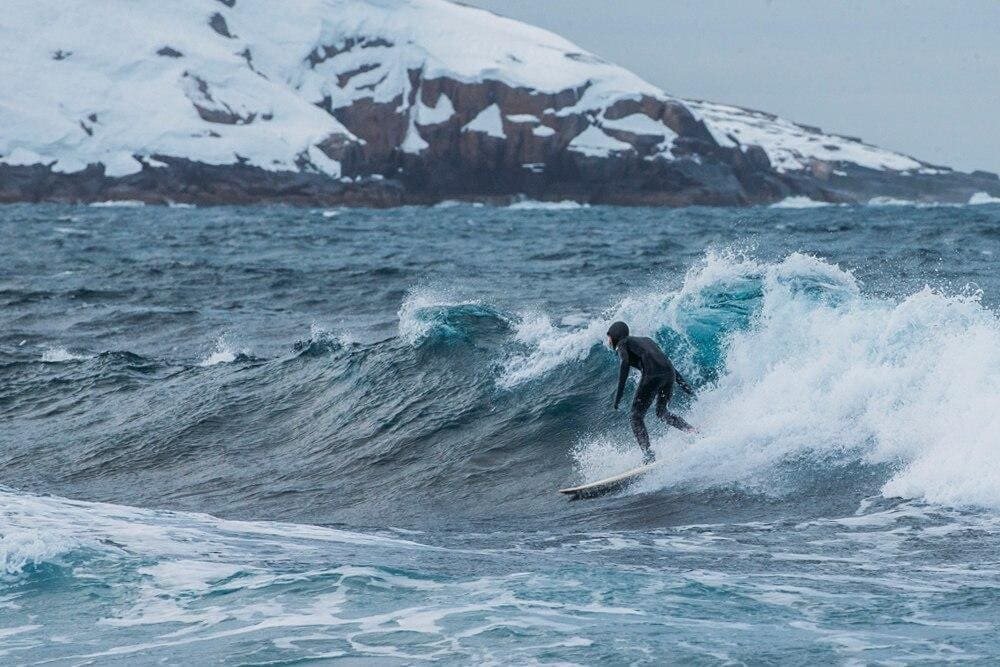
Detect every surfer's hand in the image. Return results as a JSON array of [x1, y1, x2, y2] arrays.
[[612, 400, 619, 411]]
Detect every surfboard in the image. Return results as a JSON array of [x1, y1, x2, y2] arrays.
[[559, 461, 665, 501]]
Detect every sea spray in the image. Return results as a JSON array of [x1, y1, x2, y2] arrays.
[[563, 253, 1000, 509]]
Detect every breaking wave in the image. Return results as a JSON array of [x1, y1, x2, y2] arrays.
[[507, 251, 1000, 509], [7, 250, 1000, 526]]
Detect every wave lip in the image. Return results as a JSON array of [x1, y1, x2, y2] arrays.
[[397, 288, 510, 344], [498, 249, 769, 388]]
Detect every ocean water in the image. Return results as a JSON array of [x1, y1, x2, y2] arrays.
[[2, 200, 1000, 664]]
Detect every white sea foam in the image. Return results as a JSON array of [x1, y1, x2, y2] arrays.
[[507, 199, 589, 211], [0, 489, 431, 568], [770, 196, 833, 209], [521, 251, 1000, 510], [865, 196, 963, 208], [0, 529, 78, 575], [54, 226, 90, 236], [307, 321, 356, 347], [969, 191, 1000, 205], [88, 200, 146, 208], [41, 347, 92, 362], [198, 336, 246, 367]]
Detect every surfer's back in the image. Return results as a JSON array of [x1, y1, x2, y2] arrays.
[[619, 335, 673, 377]]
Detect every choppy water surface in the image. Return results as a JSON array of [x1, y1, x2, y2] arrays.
[[3, 201, 1000, 664]]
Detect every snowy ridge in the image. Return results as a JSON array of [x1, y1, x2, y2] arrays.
[[685, 100, 938, 174]]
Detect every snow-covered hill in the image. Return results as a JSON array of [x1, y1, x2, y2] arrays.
[[1, 0, 996, 205]]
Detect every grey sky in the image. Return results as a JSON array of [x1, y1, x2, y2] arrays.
[[463, 0, 999, 174]]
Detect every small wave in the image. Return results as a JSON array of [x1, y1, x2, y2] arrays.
[[54, 226, 90, 236], [969, 192, 1000, 205], [198, 336, 250, 367], [0, 486, 431, 588], [868, 196, 919, 206], [866, 197, 960, 209], [508, 199, 589, 211], [292, 323, 352, 357], [770, 196, 833, 209], [88, 200, 146, 208], [41, 347, 93, 363], [397, 289, 509, 344], [433, 199, 484, 208]]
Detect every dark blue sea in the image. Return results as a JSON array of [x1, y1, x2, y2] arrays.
[[3, 199, 1000, 664]]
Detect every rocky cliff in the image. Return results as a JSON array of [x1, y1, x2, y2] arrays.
[[1, 0, 997, 206]]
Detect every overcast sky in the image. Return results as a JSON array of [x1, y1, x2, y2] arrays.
[[463, 0, 999, 174]]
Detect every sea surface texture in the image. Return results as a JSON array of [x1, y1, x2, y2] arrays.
[[3, 200, 1000, 664]]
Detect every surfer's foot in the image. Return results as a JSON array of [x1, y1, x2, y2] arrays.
[[642, 451, 656, 465]]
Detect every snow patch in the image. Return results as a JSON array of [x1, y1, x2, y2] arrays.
[[1, 147, 47, 167], [602, 113, 677, 142], [462, 104, 505, 139], [415, 93, 455, 126], [52, 156, 89, 173], [401, 115, 429, 154], [568, 125, 632, 157], [307, 146, 341, 176]]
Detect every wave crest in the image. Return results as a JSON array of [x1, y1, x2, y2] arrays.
[[397, 289, 510, 344]]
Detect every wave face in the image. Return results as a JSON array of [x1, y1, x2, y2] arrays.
[[3, 202, 1000, 662]]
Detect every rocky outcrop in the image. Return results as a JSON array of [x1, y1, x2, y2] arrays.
[[1, 0, 996, 207]]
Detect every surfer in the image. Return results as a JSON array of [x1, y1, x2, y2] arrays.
[[607, 321, 695, 464]]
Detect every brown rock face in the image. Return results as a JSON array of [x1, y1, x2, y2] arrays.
[[317, 72, 782, 205]]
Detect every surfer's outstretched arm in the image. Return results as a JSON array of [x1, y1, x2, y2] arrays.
[[612, 345, 630, 409]]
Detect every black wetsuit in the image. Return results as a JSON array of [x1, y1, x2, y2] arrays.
[[612, 335, 694, 462]]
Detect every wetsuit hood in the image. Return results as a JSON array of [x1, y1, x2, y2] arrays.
[[607, 321, 629, 348]]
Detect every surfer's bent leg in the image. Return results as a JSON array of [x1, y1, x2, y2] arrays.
[[630, 378, 658, 464], [656, 375, 695, 432]]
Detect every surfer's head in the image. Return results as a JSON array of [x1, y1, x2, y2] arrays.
[[606, 321, 629, 349]]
